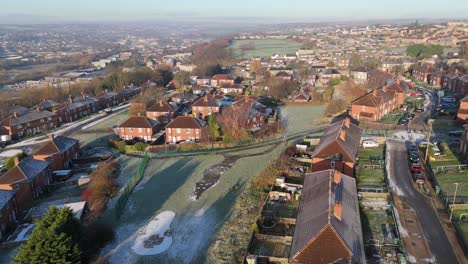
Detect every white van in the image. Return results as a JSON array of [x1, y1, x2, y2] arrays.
[[362, 140, 379, 148]]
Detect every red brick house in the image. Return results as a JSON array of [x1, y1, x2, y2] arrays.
[[319, 69, 341, 85], [311, 118, 362, 176], [0, 157, 51, 210], [55, 94, 100, 123], [146, 101, 179, 125], [413, 64, 433, 83], [0, 109, 59, 140], [441, 72, 467, 95], [457, 97, 468, 122], [351, 87, 398, 121], [191, 95, 220, 119], [290, 169, 365, 264], [196, 77, 211, 86], [118, 115, 161, 142], [385, 78, 409, 106], [368, 69, 393, 88], [0, 190, 18, 240], [210, 74, 235, 87], [275, 71, 293, 81], [33, 135, 80, 172], [95, 89, 122, 109], [165, 116, 206, 144], [460, 124, 468, 163], [231, 97, 271, 129], [35, 99, 59, 112]]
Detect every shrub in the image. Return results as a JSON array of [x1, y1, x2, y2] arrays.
[[134, 142, 147, 152], [177, 142, 202, 152], [5, 152, 27, 170], [83, 161, 119, 217], [115, 141, 126, 153]]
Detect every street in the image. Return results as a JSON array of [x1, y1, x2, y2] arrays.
[[386, 139, 459, 264]]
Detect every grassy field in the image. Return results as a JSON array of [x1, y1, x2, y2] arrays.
[[230, 39, 303, 59], [379, 112, 405, 124], [357, 166, 385, 187], [452, 210, 468, 252], [358, 146, 384, 160], [281, 104, 326, 136], [436, 172, 468, 197]]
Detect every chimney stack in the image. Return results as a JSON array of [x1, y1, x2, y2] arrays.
[[344, 117, 350, 128], [160, 101, 163, 106], [82, 93, 86, 99], [13, 112, 18, 118], [204, 95, 208, 102], [334, 170, 341, 185], [333, 201, 342, 221], [339, 129, 346, 141], [372, 89, 378, 97], [36, 107, 41, 112], [137, 112, 141, 117], [382, 86, 388, 93], [14, 156, 20, 166], [48, 134, 54, 141]]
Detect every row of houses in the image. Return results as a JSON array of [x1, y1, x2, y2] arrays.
[[0, 135, 79, 239], [117, 93, 273, 144], [413, 64, 468, 95], [350, 78, 410, 121], [247, 117, 366, 263], [0, 86, 142, 141]]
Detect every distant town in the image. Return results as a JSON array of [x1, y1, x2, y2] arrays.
[[0, 18, 466, 264]]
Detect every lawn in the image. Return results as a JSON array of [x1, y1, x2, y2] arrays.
[[430, 143, 462, 168], [436, 172, 468, 198], [101, 144, 286, 264], [281, 104, 326, 136], [358, 146, 384, 160], [451, 210, 468, 252], [230, 39, 303, 59], [91, 110, 129, 130], [378, 111, 405, 124], [357, 165, 385, 187]]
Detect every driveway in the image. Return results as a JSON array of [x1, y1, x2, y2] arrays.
[[386, 139, 459, 263]]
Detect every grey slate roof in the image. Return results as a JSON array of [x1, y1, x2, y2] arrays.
[[53, 136, 79, 153], [17, 157, 50, 181], [290, 170, 365, 263], [0, 109, 56, 127], [0, 190, 15, 209]]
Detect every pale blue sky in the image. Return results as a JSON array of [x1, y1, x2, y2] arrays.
[[1, 0, 468, 23]]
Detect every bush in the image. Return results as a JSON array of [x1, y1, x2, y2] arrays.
[[134, 142, 147, 152], [5, 152, 27, 170], [83, 161, 119, 217], [115, 141, 126, 153], [177, 142, 202, 152]]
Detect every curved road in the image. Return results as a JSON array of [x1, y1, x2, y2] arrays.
[[387, 139, 459, 264]]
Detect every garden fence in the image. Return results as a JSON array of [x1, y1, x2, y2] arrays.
[[114, 153, 149, 219]]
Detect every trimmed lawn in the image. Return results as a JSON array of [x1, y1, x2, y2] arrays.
[[358, 146, 384, 160], [281, 105, 326, 136], [452, 210, 468, 251], [436, 172, 468, 197], [357, 166, 385, 187], [379, 112, 405, 124], [430, 143, 462, 168]]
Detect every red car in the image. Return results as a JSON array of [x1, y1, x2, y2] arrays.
[[410, 163, 422, 173]]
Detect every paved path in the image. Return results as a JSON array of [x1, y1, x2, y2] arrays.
[[387, 139, 459, 264]]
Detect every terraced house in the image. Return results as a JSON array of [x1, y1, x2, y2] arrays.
[[0, 108, 59, 140], [55, 94, 100, 123], [33, 135, 80, 172], [290, 169, 365, 264], [350, 86, 398, 121], [146, 101, 179, 125], [0, 190, 18, 240], [311, 118, 361, 176], [191, 94, 220, 120], [0, 157, 51, 211]]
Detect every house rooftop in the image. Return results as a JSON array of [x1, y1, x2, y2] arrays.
[[165, 116, 206, 129], [34, 135, 79, 156], [119, 116, 160, 128], [0, 157, 50, 185], [0, 190, 15, 209]]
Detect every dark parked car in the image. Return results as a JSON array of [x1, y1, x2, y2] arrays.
[[412, 172, 425, 184], [408, 144, 418, 152], [408, 152, 419, 163], [448, 130, 463, 137], [399, 118, 409, 125], [406, 113, 415, 120]]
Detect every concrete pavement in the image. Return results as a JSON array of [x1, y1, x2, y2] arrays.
[[386, 139, 459, 264]]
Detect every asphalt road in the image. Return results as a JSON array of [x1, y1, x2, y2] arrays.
[[408, 87, 438, 132], [387, 139, 459, 264]]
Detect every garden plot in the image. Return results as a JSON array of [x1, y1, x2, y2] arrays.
[[102, 144, 285, 264], [281, 105, 326, 136]]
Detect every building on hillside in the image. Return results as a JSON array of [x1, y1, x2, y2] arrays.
[[320, 69, 341, 85], [290, 169, 365, 264], [0, 157, 51, 210], [165, 116, 206, 144], [191, 95, 221, 120], [0, 190, 18, 240], [460, 124, 468, 163], [196, 77, 211, 86], [146, 101, 179, 125], [441, 72, 468, 95], [350, 69, 368, 84], [292, 91, 312, 103], [275, 71, 293, 81], [457, 97, 468, 121], [0, 109, 59, 140], [35, 99, 59, 112], [55, 94, 100, 123], [311, 118, 361, 176], [210, 74, 235, 87], [95, 89, 122, 109], [350, 87, 398, 121], [118, 115, 161, 142], [33, 134, 80, 172]]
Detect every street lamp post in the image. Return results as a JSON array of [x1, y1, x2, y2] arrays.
[[424, 119, 434, 162], [449, 182, 459, 221]]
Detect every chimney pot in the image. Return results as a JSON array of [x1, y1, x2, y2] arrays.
[[137, 112, 141, 117], [344, 117, 350, 128], [13, 156, 20, 166], [334, 170, 341, 185], [13, 112, 18, 118], [36, 107, 41, 112], [372, 89, 378, 96], [334, 202, 342, 221]]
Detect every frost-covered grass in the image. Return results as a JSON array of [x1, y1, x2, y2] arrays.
[[281, 104, 326, 136], [91, 110, 129, 130], [230, 39, 303, 59], [102, 142, 285, 264]]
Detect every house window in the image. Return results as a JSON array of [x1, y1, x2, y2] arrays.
[[138, 128, 142, 132], [176, 128, 181, 133], [331, 160, 335, 169], [130, 128, 133, 132], [186, 128, 191, 133]]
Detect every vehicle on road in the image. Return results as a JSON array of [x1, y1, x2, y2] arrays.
[[408, 151, 419, 163], [412, 172, 425, 184], [441, 96, 456, 103], [399, 118, 409, 125], [408, 143, 418, 152], [405, 113, 415, 120], [362, 140, 379, 148], [448, 130, 463, 137], [415, 107, 424, 112], [410, 163, 422, 173]]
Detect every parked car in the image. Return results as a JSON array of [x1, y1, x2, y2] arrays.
[[410, 163, 422, 173], [412, 172, 425, 184], [406, 113, 415, 120], [408, 143, 418, 152], [439, 103, 456, 109], [448, 130, 464, 137], [362, 140, 379, 148], [415, 107, 424, 113], [408, 152, 419, 163], [399, 118, 409, 125], [442, 96, 456, 103]]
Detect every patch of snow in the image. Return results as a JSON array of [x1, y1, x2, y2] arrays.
[[392, 207, 409, 237], [131, 211, 175, 255], [14, 224, 35, 242], [194, 207, 207, 217], [0, 149, 23, 158], [422, 257, 436, 263]]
